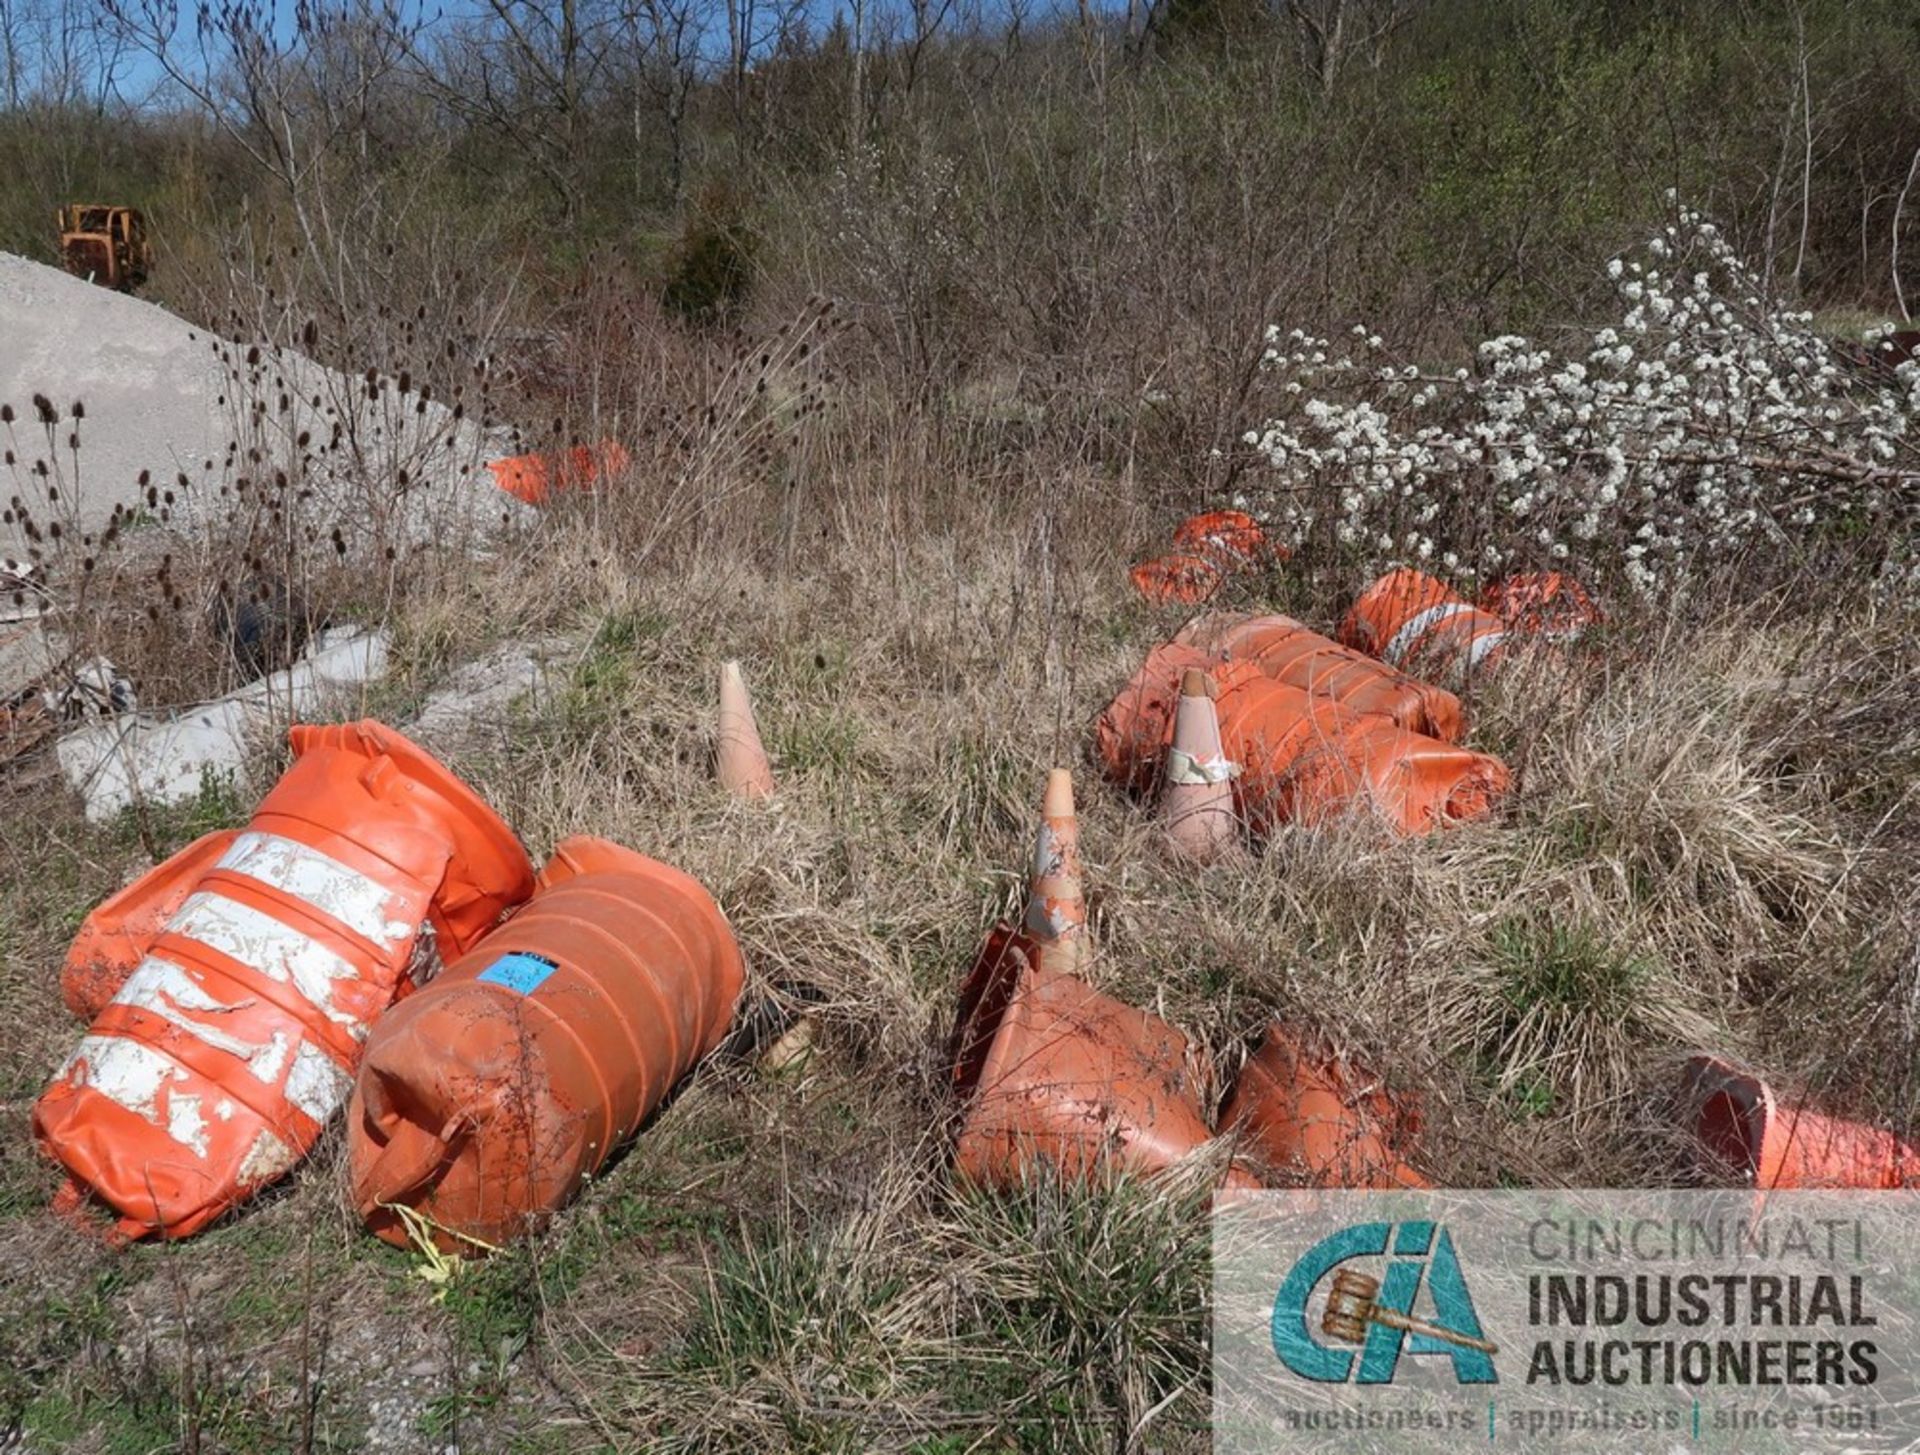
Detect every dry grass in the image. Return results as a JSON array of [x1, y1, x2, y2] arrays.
[[2, 405, 1917, 1449]]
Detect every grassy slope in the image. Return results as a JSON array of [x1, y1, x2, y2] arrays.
[[1, 493, 1916, 1452]]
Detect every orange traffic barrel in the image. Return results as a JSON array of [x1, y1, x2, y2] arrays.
[[1338, 569, 1510, 682], [487, 439, 631, 506], [1683, 1055, 1920, 1190], [1221, 1024, 1429, 1188], [1177, 612, 1463, 742], [1094, 647, 1508, 836], [34, 721, 536, 1240], [350, 836, 746, 1251], [62, 829, 239, 1021], [950, 923, 1256, 1189]]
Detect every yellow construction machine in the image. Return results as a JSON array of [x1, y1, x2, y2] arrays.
[[55, 205, 151, 291]]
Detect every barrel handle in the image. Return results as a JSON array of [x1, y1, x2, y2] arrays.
[[363, 1114, 467, 1203]]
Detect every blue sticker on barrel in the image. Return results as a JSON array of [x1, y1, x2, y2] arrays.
[[476, 951, 559, 995]]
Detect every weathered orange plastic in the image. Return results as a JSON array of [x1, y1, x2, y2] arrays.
[[1684, 1055, 1920, 1190], [33, 721, 535, 1240], [1221, 1024, 1429, 1189], [1094, 646, 1508, 835], [1480, 572, 1599, 640], [1129, 510, 1274, 605], [1130, 550, 1230, 606], [1023, 769, 1088, 973], [350, 835, 747, 1251], [487, 439, 631, 506], [1094, 642, 1219, 796], [717, 659, 776, 799], [1172, 509, 1268, 561], [62, 829, 240, 1021], [1339, 569, 1510, 681], [1177, 612, 1463, 742], [951, 923, 1256, 1189]]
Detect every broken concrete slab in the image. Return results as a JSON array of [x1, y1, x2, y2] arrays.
[[56, 626, 390, 822], [400, 636, 573, 753]]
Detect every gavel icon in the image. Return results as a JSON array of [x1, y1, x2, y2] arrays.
[[1321, 1269, 1498, 1354]]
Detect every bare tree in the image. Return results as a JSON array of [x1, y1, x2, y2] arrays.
[[401, 0, 626, 219], [1, 0, 129, 112], [1280, 0, 1421, 95], [620, 0, 708, 204], [1895, 144, 1919, 323], [102, 1, 429, 312]]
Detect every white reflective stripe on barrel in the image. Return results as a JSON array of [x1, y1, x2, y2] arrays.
[[1464, 630, 1508, 670], [110, 954, 297, 1084], [216, 832, 414, 947], [166, 891, 363, 1027], [1382, 602, 1474, 665]]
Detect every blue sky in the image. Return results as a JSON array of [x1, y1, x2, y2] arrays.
[[102, 0, 1008, 106]]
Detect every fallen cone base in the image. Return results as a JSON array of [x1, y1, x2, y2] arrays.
[[950, 923, 1225, 1188], [1222, 1025, 1429, 1190], [1683, 1054, 1918, 1191]]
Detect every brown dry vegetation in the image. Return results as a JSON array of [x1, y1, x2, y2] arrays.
[[2, 392, 1918, 1448]]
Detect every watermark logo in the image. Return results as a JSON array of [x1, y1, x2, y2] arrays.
[[1271, 1219, 1497, 1385], [1214, 1191, 1920, 1452]]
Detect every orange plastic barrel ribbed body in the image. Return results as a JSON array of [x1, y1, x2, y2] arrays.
[[1220, 1025, 1429, 1189], [34, 721, 536, 1240], [951, 924, 1255, 1189], [349, 836, 746, 1251], [1094, 645, 1508, 835], [1684, 1055, 1920, 1191], [1176, 613, 1463, 742], [1338, 569, 1510, 681], [61, 829, 240, 1021]]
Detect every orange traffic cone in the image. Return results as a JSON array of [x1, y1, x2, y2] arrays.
[[951, 924, 1258, 1189], [1683, 1055, 1920, 1190], [1023, 769, 1088, 973], [717, 660, 776, 799], [1160, 669, 1241, 863]]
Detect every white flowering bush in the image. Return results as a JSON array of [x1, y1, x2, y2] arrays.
[[1241, 203, 1920, 594]]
